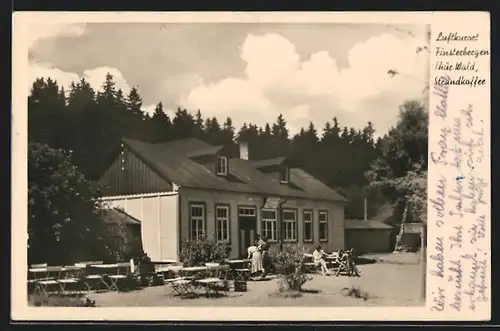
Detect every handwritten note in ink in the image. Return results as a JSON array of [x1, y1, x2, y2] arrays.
[[428, 12, 490, 320]]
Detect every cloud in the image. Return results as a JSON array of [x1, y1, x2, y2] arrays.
[[29, 57, 159, 117], [183, 32, 428, 136], [28, 23, 86, 50], [28, 23, 134, 100], [28, 62, 80, 93], [29, 62, 132, 95]]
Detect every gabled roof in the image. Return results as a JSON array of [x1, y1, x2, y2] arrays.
[[101, 208, 141, 225], [345, 219, 393, 230], [119, 137, 348, 202]]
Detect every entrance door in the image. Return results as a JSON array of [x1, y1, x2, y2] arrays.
[[238, 207, 257, 258]]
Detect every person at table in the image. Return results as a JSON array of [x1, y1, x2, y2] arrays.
[[313, 245, 332, 276], [250, 238, 263, 277]]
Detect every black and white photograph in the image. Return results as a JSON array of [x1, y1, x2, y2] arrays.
[[21, 14, 431, 312]]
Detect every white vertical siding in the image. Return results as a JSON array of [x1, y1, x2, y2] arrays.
[[142, 197, 160, 260], [102, 192, 179, 261], [159, 194, 179, 260]]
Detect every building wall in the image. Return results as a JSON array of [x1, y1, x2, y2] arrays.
[[178, 188, 345, 258], [99, 148, 172, 196], [101, 193, 179, 261], [345, 229, 393, 254]]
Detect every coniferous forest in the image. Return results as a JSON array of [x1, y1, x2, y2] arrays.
[[28, 72, 429, 263]]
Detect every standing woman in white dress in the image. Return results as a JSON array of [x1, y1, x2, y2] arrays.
[[250, 236, 264, 276]]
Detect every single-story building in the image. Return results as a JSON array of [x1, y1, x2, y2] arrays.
[[401, 223, 423, 251], [344, 219, 394, 254], [99, 208, 143, 258], [98, 137, 348, 261]]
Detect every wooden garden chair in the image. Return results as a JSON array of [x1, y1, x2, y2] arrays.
[[234, 260, 251, 281], [107, 262, 131, 291], [57, 266, 85, 296], [34, 266, 63, 296], [334, 251, 351, 276], [28, 267, 48, 295], [164, 266, 191, 295], [76, 263, 106, 293], [196, 265, 230, 297], [171, 278, 195, 296]]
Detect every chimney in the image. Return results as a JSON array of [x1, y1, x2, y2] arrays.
[[239, 141, 249, 160]]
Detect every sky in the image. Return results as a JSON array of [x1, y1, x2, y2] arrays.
[[28, 22, 429, 136]]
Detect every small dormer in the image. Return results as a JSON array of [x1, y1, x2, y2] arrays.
[[186, 143, 235, 178], [216, 156, 228, 177], [279, 166, 290, 184], [249, 156, 294, 186]]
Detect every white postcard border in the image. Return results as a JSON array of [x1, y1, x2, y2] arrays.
[[11, 11, 491, 321]]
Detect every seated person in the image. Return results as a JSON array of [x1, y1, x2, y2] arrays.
[[312, 245, 332, 276]]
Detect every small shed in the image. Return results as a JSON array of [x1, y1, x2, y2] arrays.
[[345, 219, 394, 254], [100, 208, 143, 257], [401, 223, 423, 251]]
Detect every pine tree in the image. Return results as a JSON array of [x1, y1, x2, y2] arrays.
[[149, 102, 171, 142], [125, 87, 144, 118], [194, 110, 204, 138]]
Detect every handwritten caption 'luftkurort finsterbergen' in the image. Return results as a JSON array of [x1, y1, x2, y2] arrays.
[[433, 32, 488, 88], [428, 42, 489, 312]]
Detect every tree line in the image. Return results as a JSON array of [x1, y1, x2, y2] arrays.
[[28, 72, 428, 264]]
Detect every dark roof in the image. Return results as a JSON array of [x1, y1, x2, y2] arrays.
[[403, 223, 423, 234], [345, 219, 393, 230], [158, 137, 213, 153], [186, 145, 223, 158], [101, 208, 141, 225], [249, 157, 287, 168], [120, 138, 347, 202]]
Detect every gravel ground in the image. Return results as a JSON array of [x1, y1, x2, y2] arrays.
[[87, 262, 424, 307]]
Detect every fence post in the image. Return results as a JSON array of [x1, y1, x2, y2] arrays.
[[420, 223, 427, 300]]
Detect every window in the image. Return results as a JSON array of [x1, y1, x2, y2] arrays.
[[190, 204, 205, 240], [238, 207, 256, 217], [279, 166, 289, 184], [282, 209, 297, 242], [215, 205, 230, 242], [216, 156, 228, 176], [303, 210, 313, 242], [261, 209, 277, 241], [319, 211, 328, 242]]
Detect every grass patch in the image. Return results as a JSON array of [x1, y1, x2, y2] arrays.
[[29, 294, 96, 307]]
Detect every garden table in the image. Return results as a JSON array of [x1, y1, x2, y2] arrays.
[[180, 266, 208, 278], [152, 259, 178, 265], [169, 267, 207, 297], [226, 260, 251, 281], [29, 268, 48, 278]]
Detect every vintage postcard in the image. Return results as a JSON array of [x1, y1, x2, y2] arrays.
[[11, 11, 490, 321]]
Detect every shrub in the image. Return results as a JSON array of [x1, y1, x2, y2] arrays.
[[135, 251, 155, 286], [271, 244, 312, 292], [179, 235, 229, 267], [341, 286, 369, 301]]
